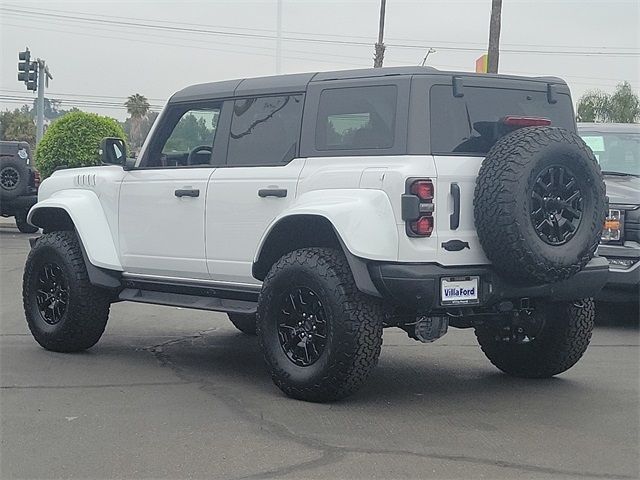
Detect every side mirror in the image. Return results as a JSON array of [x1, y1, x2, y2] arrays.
[[100, 137, 127, 166]]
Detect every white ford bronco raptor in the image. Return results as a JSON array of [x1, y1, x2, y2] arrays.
[[23, 67, 608, 402]]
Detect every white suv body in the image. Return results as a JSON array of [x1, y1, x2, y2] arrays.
[[24, 67, 609, 401]]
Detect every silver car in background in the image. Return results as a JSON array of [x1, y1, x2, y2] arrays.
[[578, 123, 640, 305]]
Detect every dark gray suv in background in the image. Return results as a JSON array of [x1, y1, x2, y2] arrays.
[[578, 123, 640, 305], [0, 140, 39, 233]]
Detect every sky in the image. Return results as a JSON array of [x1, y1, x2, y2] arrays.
[[1, 0, 638, 121]]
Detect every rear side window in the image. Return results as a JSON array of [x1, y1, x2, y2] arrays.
[[430, 85, 575, 155], [316, 85, 397, 151], [227, 94, 303, 166]]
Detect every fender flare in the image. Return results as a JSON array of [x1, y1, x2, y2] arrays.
[[254, 189, 399, 296], [28, 190, 123, 271]]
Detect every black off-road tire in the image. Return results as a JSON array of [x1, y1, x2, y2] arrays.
[[228, 313, 257, 335], [23, 231, 111, 352], [257, 248, 383, 402], [15, 208, 38, 234], [474, 127, 606, 284], [0, 157, 29, 200], [475, 298, 595, 378]]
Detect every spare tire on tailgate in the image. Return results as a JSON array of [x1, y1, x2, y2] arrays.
[[474, 126, 606, 284]]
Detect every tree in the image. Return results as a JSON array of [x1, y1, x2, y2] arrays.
[[0, 109, 36, 145], [576, 82, 640, 123], [35, 111, 126, 178], [122, 111, 158, 152], [125, 93, 151, 152]]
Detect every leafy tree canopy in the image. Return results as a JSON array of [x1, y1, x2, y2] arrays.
[[35, 111, 126, 178], [0, 109, 36, 145], [577, 81, 639, 123]]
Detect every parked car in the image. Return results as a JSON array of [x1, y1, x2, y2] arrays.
[[578, 123, 640, 305], [23, 67, 608, 402], [0, 140, 39, 233]]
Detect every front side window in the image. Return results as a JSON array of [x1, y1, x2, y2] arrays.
[[143, 105, 220, 168], [160, 108, 220, 166], [227, 94, 303, 166], [316, 85, 397, 151]]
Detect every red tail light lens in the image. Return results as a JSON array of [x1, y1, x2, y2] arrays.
[[410, 180, 434, 201], [502, 116, 552, 127], [410, 216, 434, 236], [33, 171, 41, 188]]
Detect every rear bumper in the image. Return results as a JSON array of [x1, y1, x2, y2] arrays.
[[369, 257, 610, 311]]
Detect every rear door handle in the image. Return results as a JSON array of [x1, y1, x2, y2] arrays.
[[450, 183, 460, 230], [175, 189, 200, 198], [258, 188, 287, 198]]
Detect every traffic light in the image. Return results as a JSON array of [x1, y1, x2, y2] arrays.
[[17, 49, 30, 82], [26, 62, 38, 91]]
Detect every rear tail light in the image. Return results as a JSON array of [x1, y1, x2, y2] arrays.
[[410, 216, 434, 236], [410, 180, 434, 201], [602, 208, 623, 243], [501, 116, 552, 127], [403, 178, 434, 237], [33, 170, 41, 189]]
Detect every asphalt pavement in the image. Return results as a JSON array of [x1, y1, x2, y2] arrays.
[[1, 218, 638, 480]]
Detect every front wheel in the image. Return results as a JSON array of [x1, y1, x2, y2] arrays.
[[257, 248, 383, 402], [475, 298, 595, 378], [23, 231, 111, 352]]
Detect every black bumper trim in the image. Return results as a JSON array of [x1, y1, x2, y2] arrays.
[[369, 257, 610, 311]]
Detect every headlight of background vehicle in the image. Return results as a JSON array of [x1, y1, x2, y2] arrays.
[[601, 208, 624, 244]]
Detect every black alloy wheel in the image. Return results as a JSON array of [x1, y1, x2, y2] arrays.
[[0, 166, 20, 191], [35, 262, 69, 325], [277, 286, 328, 367], [530, 165, 584, 246]]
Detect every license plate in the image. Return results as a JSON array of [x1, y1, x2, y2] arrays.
[[440, 276, 480, 305]]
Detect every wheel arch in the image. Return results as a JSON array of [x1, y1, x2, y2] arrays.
[[253, 214, 381, 297], [28, 191, 123, 272]]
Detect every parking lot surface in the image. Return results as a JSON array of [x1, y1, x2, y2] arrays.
[[1, 221, 638, 480]]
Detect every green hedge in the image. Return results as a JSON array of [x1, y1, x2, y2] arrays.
[[35, 111, 126, 179]]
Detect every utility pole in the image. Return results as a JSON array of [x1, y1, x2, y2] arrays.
[[373, 0, 386, 68], [487, 0, 502, 73], [420, 48, 436, 66], [276, 0, 282, 74], [35, 60, 52, 145]]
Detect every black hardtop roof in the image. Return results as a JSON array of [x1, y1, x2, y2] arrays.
[[170, 66, 567, 104], [0, 140, 31, 155]]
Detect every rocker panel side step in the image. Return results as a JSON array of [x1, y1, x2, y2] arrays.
[[118, 288, 258, 315]]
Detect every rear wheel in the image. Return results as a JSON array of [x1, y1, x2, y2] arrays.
[[227, 313, 256, 335], [23, 231, 111, 352], [475, 298, 595, 378], [257, 248, 383, 402]]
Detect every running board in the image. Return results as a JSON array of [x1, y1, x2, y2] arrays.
[[118, 288, 258, 314]]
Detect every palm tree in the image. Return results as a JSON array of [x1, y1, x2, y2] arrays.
[[125, 94, 150, 151]]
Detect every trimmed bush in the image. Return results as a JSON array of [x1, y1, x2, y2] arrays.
[[35, 111, 126, 178]]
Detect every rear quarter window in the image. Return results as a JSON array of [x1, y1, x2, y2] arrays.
[[430, 85, 575, 155], [316, 85, 397, 151]]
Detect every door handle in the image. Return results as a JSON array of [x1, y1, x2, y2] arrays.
[[450, 183, 460, 230], [258, 188, 287, 198], [175, 189, 200, 198]]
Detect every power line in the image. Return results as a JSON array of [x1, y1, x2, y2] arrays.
[[1, 6, 638, 57], [9, 3, 640, 52]]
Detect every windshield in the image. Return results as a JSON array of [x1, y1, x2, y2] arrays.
[[580, 131, 640, 176]]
